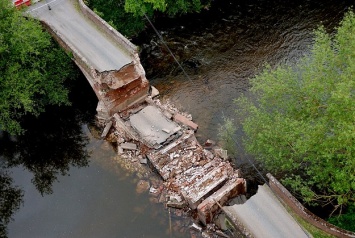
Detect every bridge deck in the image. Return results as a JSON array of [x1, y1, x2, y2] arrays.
[[224, 184, 310, 238], [28, 0, 132, 72]]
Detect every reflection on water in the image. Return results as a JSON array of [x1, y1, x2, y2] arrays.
[[1, 70, 190, 238], [0, 171, 23, 238], [6, 126, 188, 238], [0, 105, 90, 195]]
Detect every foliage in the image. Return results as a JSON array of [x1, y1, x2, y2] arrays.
[[328, 205, 355, 232], [0, 0, 74, 135], [235, 10, 355, 212], [0, 171, 23, 238], [218, 117, 237, 158], [124, 0, 208, 17], [87, 0, 210, 37], [88, 0, 146, 37]]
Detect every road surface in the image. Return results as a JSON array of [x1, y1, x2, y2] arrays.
[[224, 184, 310, 238], [27, 0, 132, 72]]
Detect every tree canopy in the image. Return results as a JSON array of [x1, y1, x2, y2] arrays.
[[124, 0, 209, 17], [0, 0, 74, 135], [236, 10, 355, 214]]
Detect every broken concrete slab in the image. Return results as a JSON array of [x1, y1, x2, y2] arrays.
[[190, 223, 203, 232], [120, 142, 137, 150], [113, 113, 139, 141], [129, 105, 181, 148], [150, 85, 159, 98], [167, 200, 186, 209], [173, 113, 198, 131], [182, 166, 229, 209], [139, 157, 147, 164], [117, 146, 124, 154], [101, 120, 113, 138], [197, 177, 247, 225]]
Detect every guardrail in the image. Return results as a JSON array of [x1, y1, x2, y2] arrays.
[[77, 0, 138, 56], [267, 173, 355, 238]]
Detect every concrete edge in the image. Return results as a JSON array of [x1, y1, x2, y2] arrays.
[[76, 0, 138, 56], [266, 173, 355, 238]]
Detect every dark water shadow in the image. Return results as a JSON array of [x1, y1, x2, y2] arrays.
[[0, 67, 98, 236]]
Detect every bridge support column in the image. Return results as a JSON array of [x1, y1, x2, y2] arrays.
[[93, 61, 150, 121]]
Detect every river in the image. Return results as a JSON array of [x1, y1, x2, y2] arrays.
[[2, 0, 353, 237]]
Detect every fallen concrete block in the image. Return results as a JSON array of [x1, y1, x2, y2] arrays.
[[149, 186, 159, 195], [121, 142, 137, 150], [139, 157, 147, 164], [182, 166, 228, 209], [117, 146, 124, 154], [136, 180, 150, 194], [190, 223, 202, 232], [113, 113, 139, 141], [173, 113, 198, 131], [204, 139, 216, 147], [101, 121, 113, 138], [150, 85, 159, 98], [197, 178, 247, 225], [166, 200, 186, 209]]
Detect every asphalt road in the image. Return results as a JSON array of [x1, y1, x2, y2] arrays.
[[27, 0, 132, 72], [225, 184, 310, 238]]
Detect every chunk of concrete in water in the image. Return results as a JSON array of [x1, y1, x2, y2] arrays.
[[117, 146, 124, 154], [149, 186, 160, 196], [121, 142, 137, 150], [101, 121, 113, 138], [113, 113, 139, 141], [150, 85, 159, 98], [167, 200, 186, 209], [136, 180, 150, 194], [204, 139, 216, 147], [190, 223, 203, 232], [173, 113, 198, 131]]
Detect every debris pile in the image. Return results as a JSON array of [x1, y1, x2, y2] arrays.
[[102, 95, 247, 237]]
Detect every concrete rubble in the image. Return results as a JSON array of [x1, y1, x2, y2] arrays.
[[102, 96, 247, 236]]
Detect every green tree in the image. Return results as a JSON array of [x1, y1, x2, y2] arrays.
[[236, 10, 355, 215], [218, 117, 237, 158], [124, 0, 209, 17], [87, 0, 146, 37], [0, 0, 74, 135]]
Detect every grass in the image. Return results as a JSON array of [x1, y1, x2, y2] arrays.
[[285, 206, 335, 238]]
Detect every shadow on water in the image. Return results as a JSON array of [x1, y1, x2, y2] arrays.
[[0, 66, 96, 237], [1, 67, 191, 238]]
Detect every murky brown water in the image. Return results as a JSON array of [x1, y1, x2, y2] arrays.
[[136, 0, 353, 145]]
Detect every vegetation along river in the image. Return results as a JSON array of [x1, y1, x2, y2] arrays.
[[1, 0, 353, 237]]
